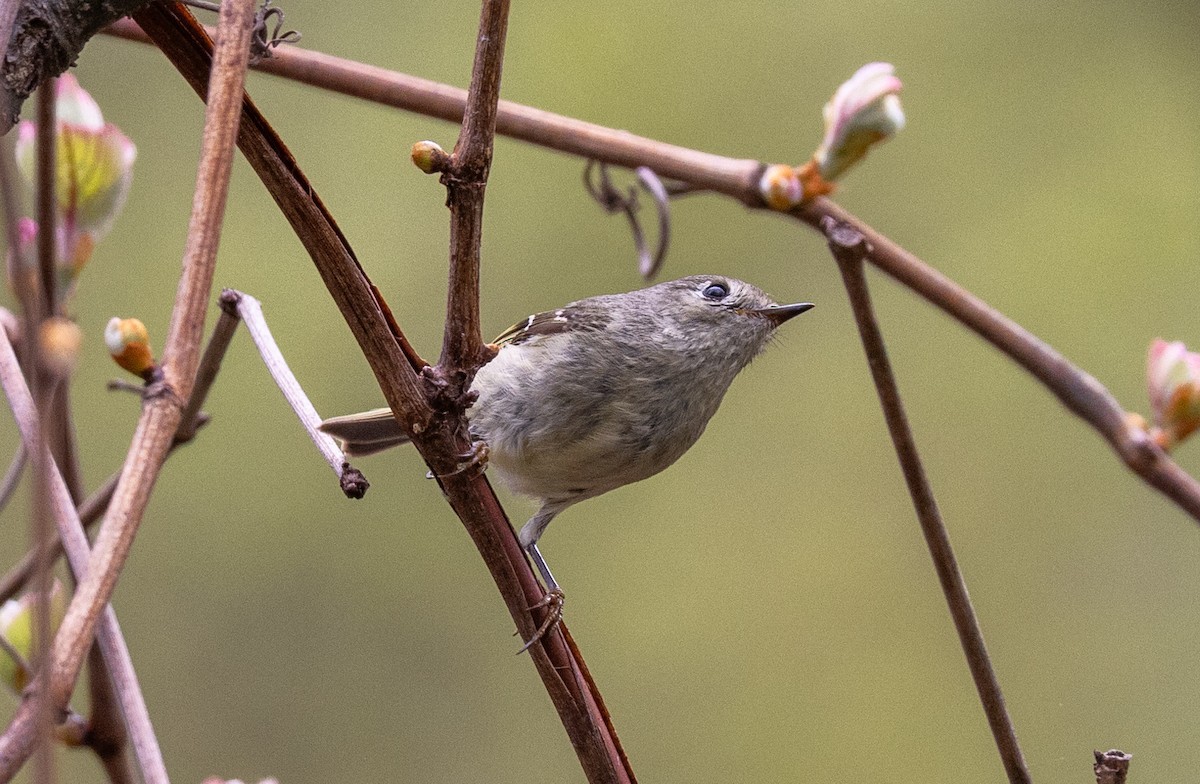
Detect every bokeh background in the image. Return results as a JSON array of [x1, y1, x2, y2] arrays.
[[4, 0, 1200, 781]]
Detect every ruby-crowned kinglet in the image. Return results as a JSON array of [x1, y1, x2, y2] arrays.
[[320, 275, 813, 594]]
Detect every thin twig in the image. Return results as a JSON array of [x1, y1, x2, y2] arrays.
[[0, 320, 169, 784], [437, 0, 510, 372], [224, 288, 369, 498], [0, 462, 116, 605], [0, 1, 258, 778], [46, 385, 134, 784], [101, 23, 1200, 532], [824, 218, 1031, 784], [29, 75, 59, 784], [0, 443, 27, 515], [35, 79, 55, 317]]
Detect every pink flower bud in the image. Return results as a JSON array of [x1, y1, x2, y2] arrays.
[[814, 62, 905, 181], [1146, 339, 1200, 449], [11, 75, 136, 295]]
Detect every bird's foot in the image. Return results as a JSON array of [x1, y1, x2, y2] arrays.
[[430, 440, 489, 480], [517, 588, 565, 654]]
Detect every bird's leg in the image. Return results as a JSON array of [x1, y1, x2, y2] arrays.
[[517, 541, 565, 654], [526, 542, 560, 594]]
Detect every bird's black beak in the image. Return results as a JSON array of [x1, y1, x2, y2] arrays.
[[753, 301, 815, 326]]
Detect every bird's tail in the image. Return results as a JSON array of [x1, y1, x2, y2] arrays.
[[319, 407, 411, 457]]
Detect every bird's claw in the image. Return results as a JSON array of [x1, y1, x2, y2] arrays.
[[430, 440, 489, 480], [516, 588, 565, 654]]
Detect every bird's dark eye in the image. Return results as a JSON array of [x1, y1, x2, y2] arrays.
[[702, 282, 729, 300]]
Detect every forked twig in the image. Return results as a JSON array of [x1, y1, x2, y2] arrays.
[[824, 218, 1031, 784], [0, 295, 231, 606]]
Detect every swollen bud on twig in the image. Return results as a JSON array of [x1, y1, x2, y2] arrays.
[[758, 164, 805, 211], [813, 62, 905, 182], [0, 582, 66, 694], [411, 140, 450, 174], [105, 317, 156, 380], [12, 75, 136, 297], [38, 317, 83, 378], [1144, 338, 1200, 450], [757, 62, 905, 211]]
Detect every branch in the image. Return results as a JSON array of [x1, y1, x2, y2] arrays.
[[824, 220, 1030, 784], [437, 0, 509, 370], [102, 19, 761, 199], [131, 5, 634, 782]]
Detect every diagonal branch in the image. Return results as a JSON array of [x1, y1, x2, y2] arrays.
[[824, 219, 1031, 784], [132, 5, 634, 783]]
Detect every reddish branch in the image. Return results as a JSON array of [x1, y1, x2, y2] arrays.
[[128, 4, 634, 782], [825, 220, 1030, 784]]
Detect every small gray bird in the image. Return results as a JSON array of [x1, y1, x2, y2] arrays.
[[320, 275, 813, 599]]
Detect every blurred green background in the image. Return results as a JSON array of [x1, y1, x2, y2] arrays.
[[4, 0, 1200, 781]]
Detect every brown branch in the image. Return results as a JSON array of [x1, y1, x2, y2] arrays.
[[34, 79, 55, 317], [101, 22, 1200, 531], [132, 5, 634, 782], [102, 19, 761, 200], [437, 0, 509, 371], [27, 72, 58, 784], [824, 220, 1031, 784]]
